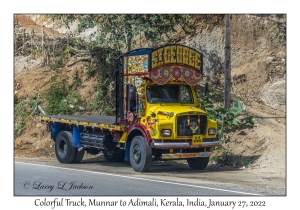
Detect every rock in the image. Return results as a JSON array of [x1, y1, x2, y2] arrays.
[[36, 123, 42, 128], [266, 57, 276, 64]]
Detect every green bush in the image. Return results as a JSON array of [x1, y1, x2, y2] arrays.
[[15, 117, 26, 138], [44, 82, 70, 115], [44, 82, 85, 115], [50, 56, 66, 70], [14, 100, 29, 138], [199, 89, 254, 142], [199, 89, 254, 166], [14, 101, 28, 119], [29, 94, 42, 116]]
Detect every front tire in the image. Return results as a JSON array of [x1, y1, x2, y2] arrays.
[[55, 131, 76, 163], [130, 136, 152, 172], [187, 157, 209, 170]]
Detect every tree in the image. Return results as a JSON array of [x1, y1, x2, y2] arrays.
[[49, 14, 196, 52]]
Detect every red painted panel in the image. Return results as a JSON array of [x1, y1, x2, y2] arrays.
[[127, 123, 152, 146]]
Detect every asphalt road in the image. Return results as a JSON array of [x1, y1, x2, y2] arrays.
[[14, 162, 260, 196]]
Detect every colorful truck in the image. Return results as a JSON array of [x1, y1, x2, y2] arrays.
[[42, 44, 222, 172]]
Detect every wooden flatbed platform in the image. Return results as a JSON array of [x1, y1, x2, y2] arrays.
[[48, 115, 116, 125], [41, 115, 124, 131]]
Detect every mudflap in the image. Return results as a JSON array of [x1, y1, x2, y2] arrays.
[[72, 125, 83, 148], [51, 123, 66, 141], [124, 141, 131, 161]]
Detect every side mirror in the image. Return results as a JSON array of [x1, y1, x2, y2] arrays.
[[127, 84, 137, 112]]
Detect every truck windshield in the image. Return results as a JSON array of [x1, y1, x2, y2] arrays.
[[146, 85, 194, 104]]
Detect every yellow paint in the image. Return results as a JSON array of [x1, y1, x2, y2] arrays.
[[143, 83, 212, 140], [192, 135, 203, 145], [189, 49, 195, 66], [182, 47, 189, 65], [119, 132, 127, 143], [152, 51, 158, 69], [158, 48, 164, 66], [164, 46, 171, 64], [176, 46, 183, 63], [161, 152, 211, 159], [210, 151, 223, 156], [206, 119, 217, 138], [170, 45, 177, 63], [151, 45, 201, 70]]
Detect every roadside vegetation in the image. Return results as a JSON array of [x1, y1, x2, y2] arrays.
[[14, 94, 42, 138], [198, 89, 254, 167]]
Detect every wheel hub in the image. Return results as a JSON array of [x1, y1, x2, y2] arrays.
[[59, 140, 67, 154], [132, 146, 141, 163], [63, 143, 67, 153]]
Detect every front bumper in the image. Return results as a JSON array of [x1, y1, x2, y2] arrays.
[[150, 139, 221, 149], [161, 151, 223, 159]]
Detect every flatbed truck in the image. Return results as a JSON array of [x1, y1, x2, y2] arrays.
[[41, 44, 222, 172]]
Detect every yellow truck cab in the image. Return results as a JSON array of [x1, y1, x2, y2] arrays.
[[42, 44, 222, 172]]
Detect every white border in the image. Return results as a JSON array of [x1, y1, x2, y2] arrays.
[[4, 1, 297, 209]]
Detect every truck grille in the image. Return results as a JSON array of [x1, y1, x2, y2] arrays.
[[177, 115, 207, 136]]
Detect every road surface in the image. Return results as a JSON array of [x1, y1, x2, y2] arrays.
[[15, 161, 261, 196]]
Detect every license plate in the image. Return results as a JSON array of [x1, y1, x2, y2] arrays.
[[192, 135, 203, 145]]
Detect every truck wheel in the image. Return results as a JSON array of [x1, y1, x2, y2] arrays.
[[187, 157, 209, 170], [72, 149, 84, 163], [103, 133, 125, 162], [130, 136, 152, 172], [103, 149, 125, 162], [55, 131, 77, 163]]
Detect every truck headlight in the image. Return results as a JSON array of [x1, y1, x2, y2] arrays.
[[208, 128, 216, 135], [161, 129, 171, 137]]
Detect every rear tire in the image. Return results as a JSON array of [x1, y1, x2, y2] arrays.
[[55, 131, 76, 163], [102, 133, 125, 162], [130, 136, 152, 172], [72, 149, 84, 163], [187, 157, 209, 170], [103, 149, 125, 162]]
